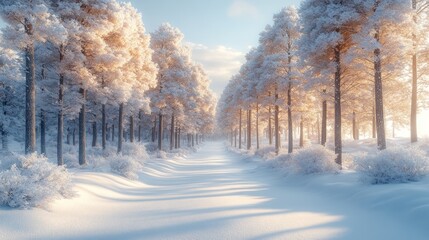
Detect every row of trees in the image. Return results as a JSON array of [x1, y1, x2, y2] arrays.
[[0, 0, 215, 165], [217, 1, 429, 168]]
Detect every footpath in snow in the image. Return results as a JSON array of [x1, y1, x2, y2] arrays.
[[0, 141, 428, 240]]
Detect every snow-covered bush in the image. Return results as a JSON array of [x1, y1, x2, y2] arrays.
[[122, 142, 149, 159], [110, 154, 142, 180], [156, 150, 168, 159], [356, 147, 429, 184], [110, 143, 148, 180], [0, 153, 73, 208], [255, 146, 276, 159], [62, 142, 148, 179], [87, 146, 116, 169], [145, 142, 158, 154], [269, 153, 293, 169], [292, 145, 339, 175]]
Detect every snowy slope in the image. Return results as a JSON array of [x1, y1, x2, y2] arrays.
[[0, 141, 428, 239]]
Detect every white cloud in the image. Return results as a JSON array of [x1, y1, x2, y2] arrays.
[[227, 0, 260, 19], [187, 42, 245, 97]]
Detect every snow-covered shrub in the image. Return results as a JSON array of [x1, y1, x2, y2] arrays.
[[356, 147, 429, 184], [269, 153, 293, 169], [145, 142, 158, 154], [122, 142, 149, 159], [0, 153, 73, 208], [156, 150, 168, 159], [292, 145, 339, 175], [63, 152, 80, 168], [255, 146, 276, 159], [110, 154, 142, 180], [87, 146, 116, 169], [110, 143, 148, 180]]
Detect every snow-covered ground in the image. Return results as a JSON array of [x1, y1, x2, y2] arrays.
[[1, 141, 429, 239]]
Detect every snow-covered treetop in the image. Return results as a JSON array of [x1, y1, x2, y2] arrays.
[[0, 0, 67, 48]]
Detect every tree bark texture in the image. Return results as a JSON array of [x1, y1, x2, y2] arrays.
[[129, 115, 134, 143], [79, 88, 86, 165], [117, 103, 124, 153], [158, 114, 163, 150], [25, 19, 36, 154], [102, 104, 106, 149], [275, 94, 280, 155], [170, 114, 175, 151], [334, 45, 342, 167], [247, 109, 251, 150], [40, 110, 46, 155], [92, 121, 97, 147]]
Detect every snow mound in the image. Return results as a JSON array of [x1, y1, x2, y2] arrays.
[[356, 147, 429, 184], [292, 145, 340, 175], [0, 153, 73, 208]]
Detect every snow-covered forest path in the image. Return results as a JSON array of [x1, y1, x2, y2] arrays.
[[1, 142, 427, 240]]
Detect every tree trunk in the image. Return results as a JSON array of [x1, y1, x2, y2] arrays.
[[411, 53, 417, 142], [374, 28, 386, 150], [275, 93, 280, 155], [0, 124, 7, 151], [192, 134, 195, 147], [234, 129, 237, 147], [158, 114, 163, 150], [334, 45, 342, 167], [79, 88, 86, 165], [138, 111, 142, 142], [299, 116, 304, 148], [112, 124, 115, 142], [57, 46, 64, 165], [287, 82, 293, 153], [178, 128, 181, 148], [322, 92, 327, 146], [152, 116, 156, 142], [175, 127, 179, 149], [40, 110, 46, 155], [411, 0, 418, 143], [73, 128, 76, 146], [92, 121, 97, 147], [129, 115, 134, 143], [287, 37, 293, 153], [117, 103, 124, 153], [256, 104, 259, 149], [170, 114, 175, 151], [66, 128, 70, 145], [102, 104, 106, 149], [25, 19, 36, 154], [247, 109, 251, 150], [239, 109, 242, 149], [106, 124, 109, 142]]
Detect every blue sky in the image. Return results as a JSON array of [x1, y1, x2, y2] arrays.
[[132, 0, 301, 95], [132, 0, 300, 52], [0, 0, 302, 95]]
